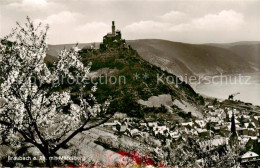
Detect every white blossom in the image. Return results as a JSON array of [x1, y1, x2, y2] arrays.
[[0, 18, 111, 159]]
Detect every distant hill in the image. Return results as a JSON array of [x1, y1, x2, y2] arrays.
[[206, 41, 260, 48], [127, 39, 259, 77], [207, 41, 260, 72], [228, 44, 260, 71], [47, 43, 100, 58], [46, 40, 260, 78]]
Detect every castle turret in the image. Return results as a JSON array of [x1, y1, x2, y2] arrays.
[[112, 21, 115, 36], [100, 21, 127, 51]]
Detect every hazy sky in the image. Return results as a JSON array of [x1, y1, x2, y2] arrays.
[[1, 0, 260, 44]]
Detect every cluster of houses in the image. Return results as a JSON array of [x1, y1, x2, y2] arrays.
[[100, 105, 260, 166], [204, 106, 260, 144]]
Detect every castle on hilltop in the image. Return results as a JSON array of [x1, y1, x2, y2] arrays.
[[100, 21, 127, 51]]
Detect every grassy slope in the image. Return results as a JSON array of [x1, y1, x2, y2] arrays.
[[77, 46, 203, 118]]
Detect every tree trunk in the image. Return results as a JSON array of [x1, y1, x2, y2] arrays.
[[43, 151, 52, 167], [46, 157, 51, 167]]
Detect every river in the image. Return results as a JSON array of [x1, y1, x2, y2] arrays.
[[193, 72, 260, 106]]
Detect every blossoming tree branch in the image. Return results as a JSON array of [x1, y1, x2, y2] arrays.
[[0, 17, 113, 166]]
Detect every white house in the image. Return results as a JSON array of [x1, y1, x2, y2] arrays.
[[153, 126, 169, 135], [181, 122, 194, 127], [241, 151, 260, 164], [195, 120, 206, 128]]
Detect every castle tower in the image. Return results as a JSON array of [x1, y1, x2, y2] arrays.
[[112, 21, 115, 36]]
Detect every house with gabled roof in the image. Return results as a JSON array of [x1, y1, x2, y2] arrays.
[[240, 151, 260, 165], [195, 120, 206, 128]]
